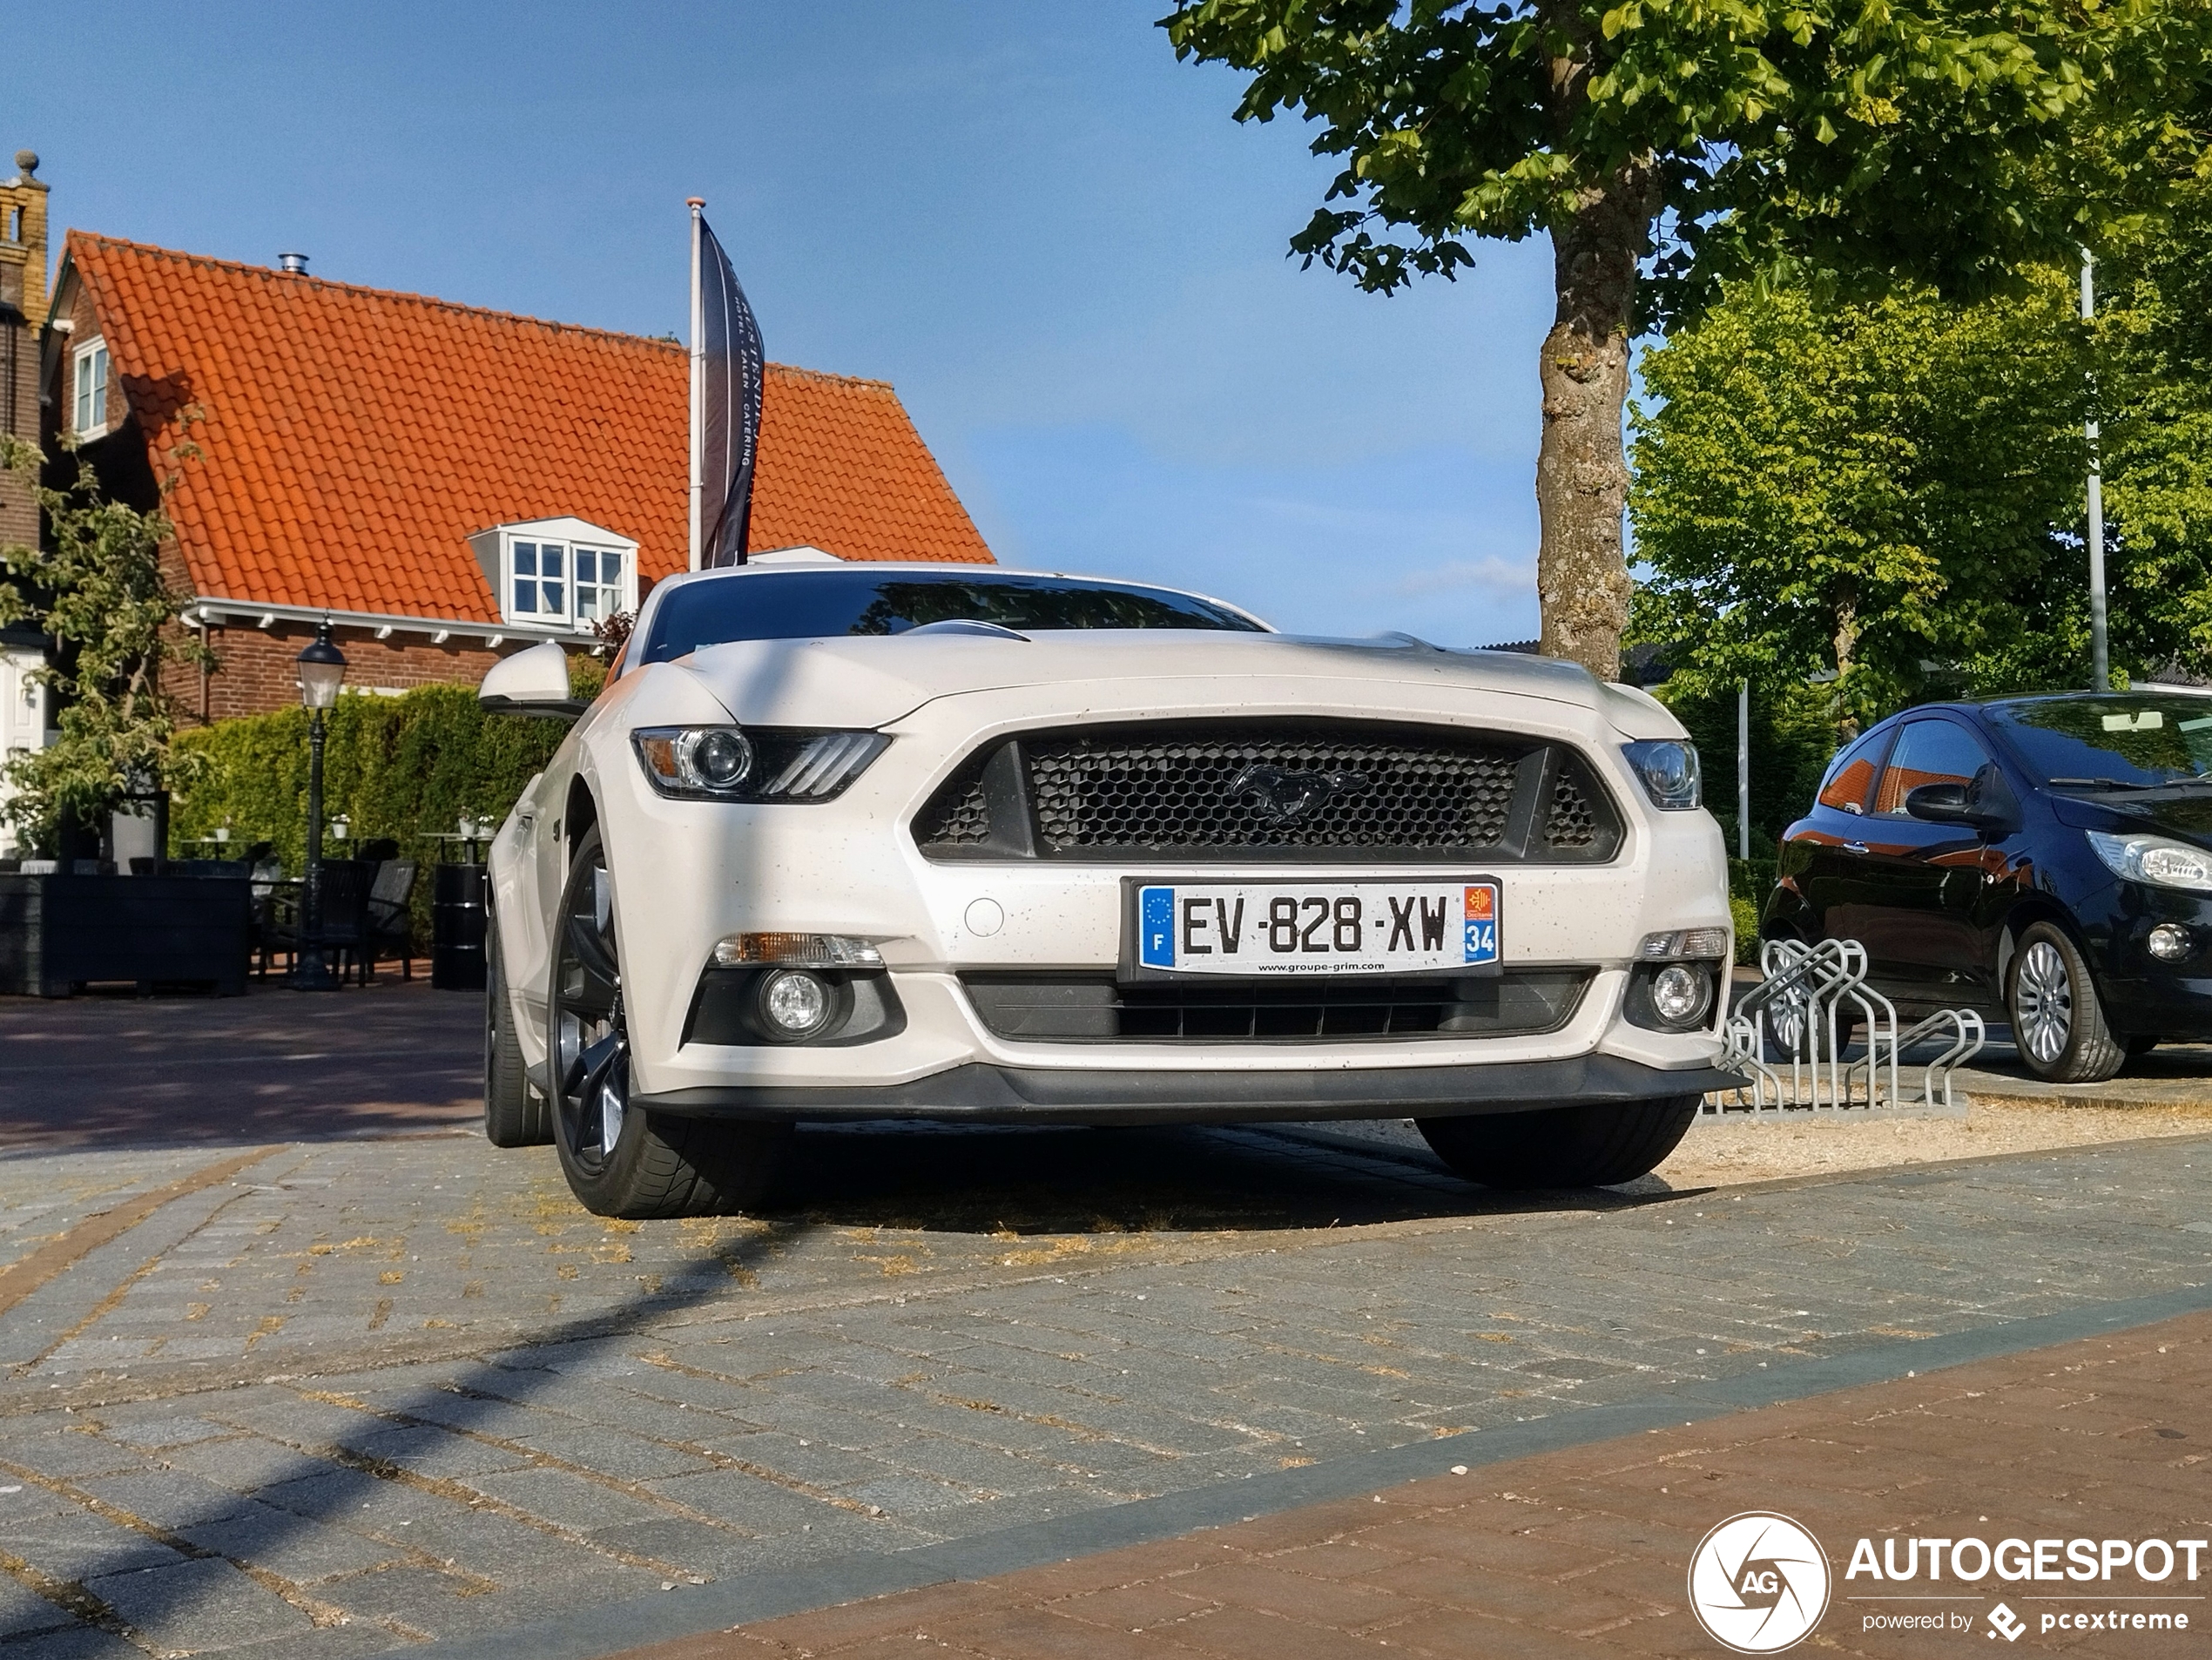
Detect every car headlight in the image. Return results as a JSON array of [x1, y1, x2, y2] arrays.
[[632, 726, 888, 802], [1622, 739, 1702, 811], [2087, 829, 2212, 894]]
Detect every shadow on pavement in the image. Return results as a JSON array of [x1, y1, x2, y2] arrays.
[[0, 978, 482, 1153]]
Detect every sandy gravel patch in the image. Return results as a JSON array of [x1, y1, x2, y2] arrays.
[[1657, 1097, 2212, 1188]]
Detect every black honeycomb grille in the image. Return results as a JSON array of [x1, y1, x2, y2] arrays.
[[1544, 769, 1599, 848], [1028, 723, 1517, 854], [921, 768, 992, 847], [912, 720, 1622, 863]]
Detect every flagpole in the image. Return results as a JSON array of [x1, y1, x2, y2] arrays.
[[687, 197, 705, 572]]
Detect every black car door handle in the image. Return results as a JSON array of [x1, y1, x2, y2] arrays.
[[1843, 840, 1869, 855]]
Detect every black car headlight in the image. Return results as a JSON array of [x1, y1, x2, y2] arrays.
[[1622, 739, 1702, 811], [632, 726, 888, 802], [2087, 830, 2212, 894]]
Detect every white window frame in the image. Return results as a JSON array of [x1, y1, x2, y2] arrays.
[[500, 532, 636, 631], [72, 338, 109, 437]]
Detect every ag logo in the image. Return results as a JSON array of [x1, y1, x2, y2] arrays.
[[1688, 1512, 1831, 1653]]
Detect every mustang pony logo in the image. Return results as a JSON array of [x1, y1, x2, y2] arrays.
[[1230, 764, 1367, 825]]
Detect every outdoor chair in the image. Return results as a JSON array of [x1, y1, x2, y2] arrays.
[[264, 860, 371, 983], [249, 860, 287, 980], [361, 859, 418, 983]]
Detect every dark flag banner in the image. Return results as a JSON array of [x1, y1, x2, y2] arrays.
[[696, 214, 765, 568]]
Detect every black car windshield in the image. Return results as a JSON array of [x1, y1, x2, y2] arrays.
[[1986, 694, 2212, 786], [637, 569, 1265, 665]]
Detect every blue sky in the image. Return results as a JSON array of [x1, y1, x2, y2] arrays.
[[2, 2, 1557, 644]]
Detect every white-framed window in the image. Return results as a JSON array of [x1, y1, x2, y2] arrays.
[[507, 539, 627, 627], [472, 518, 637, 631], [72, 338, 109, 436]]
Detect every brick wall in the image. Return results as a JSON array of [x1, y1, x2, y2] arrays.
[[0, 152, 47, 556], [164, 617, 538, 725]]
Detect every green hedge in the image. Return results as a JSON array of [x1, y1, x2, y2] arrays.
[[169, 662, 602, 945]]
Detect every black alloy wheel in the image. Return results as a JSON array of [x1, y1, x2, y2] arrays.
[[549, 824, 789, 1218]]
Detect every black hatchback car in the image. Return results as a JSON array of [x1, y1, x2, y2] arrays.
[[1762, 690, 2212, 1083]]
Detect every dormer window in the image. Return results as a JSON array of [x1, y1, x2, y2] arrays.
[[469, 518, 639, 631], [72, 339, 109, 436]]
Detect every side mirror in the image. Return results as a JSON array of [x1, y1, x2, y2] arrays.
[[1905, 777, 2015, 834], [479, 640, 584, 719]]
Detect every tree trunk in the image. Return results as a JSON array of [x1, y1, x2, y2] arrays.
[[1535, 167, 1655, 683]]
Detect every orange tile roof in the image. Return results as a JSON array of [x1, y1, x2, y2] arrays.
[[65, 233, 992, 622]]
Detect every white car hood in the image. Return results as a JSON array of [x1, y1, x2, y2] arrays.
[[660, 631, 1685, 739]]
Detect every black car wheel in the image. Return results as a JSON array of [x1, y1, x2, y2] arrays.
[[483, 917, 549, 1147], [1417, 1096, 1701, 1189], [549, 826, 789, 1218], [2006, 922, 2125, 1084]]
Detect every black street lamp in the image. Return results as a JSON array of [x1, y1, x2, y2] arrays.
[[291, 621, 347, 991]]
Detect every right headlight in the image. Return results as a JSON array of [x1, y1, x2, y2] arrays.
[[2087, 829, 2212, 894], [1622, 739, 1702, 811], [632, 725, 888, 802]]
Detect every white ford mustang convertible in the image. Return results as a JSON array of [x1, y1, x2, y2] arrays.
[[477, 559, 1737, 1218]]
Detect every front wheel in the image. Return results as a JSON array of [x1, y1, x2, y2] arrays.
[[1416, 1096, 1701, 1190], [2006, 922, 2125, 1084], [549, 825, 789, 1218]]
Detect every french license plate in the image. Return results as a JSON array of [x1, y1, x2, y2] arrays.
[[1130, 879, 1501, 976]]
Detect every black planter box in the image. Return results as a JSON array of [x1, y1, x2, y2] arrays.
[[0, 874, 251, 997]]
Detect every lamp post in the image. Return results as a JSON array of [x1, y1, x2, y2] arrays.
[[2082, 249, 2110, 692], [291, 622, 347, 990]]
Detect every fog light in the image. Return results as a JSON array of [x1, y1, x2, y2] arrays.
[[1651, 963, 1712, 1025], [758, 968, 835, 1039], [2149, 923, 2193, 963]]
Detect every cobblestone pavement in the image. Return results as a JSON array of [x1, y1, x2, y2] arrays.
[[0, 1107, 2201, 1658], [642, 1304, 2212, 1660]]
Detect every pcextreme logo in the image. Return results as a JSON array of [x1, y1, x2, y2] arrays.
[[1688, 1511, 1834, 1653]]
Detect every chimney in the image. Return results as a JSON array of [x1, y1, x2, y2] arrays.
[[0, 150, 51, 327], [278, 252, 309, 275]]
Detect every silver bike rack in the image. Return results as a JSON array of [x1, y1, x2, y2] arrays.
[[1703, 937, 1985, 1120]]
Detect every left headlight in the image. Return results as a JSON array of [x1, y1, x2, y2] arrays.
[[632, 725, 889, 802], [1622, 739, 1702, 811], [2087, 829, 2212, 894]]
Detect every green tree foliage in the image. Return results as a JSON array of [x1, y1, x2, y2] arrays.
[[1160, 0, 2204, 679], [1634, 167, 2212, 739], [1629, 270, 2100, 731], [0, 431, 215, 854], [2097, 181, 2212, 658]]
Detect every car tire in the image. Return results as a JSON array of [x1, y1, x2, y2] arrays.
[[483, 919, 550, 1148], [1415, 1095, 1702, 1190], [2006, 921, 2126, 1084], [548, 825, 790, 1218]]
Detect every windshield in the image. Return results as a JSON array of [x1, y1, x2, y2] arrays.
[[1986, 693, 2212, 786], [637, 569, 1266, 665]]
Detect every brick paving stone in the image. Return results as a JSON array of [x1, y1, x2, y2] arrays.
[[0, 1576, 75, 1638], [610, 1306, 2212, 1660], [84, 1555, 315, 1649]]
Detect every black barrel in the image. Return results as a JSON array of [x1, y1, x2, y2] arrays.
[[430, 862, 488, 990]]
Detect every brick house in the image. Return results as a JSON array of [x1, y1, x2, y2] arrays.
[[40, 229, 993, 724], [0, 152, 50, 795]]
